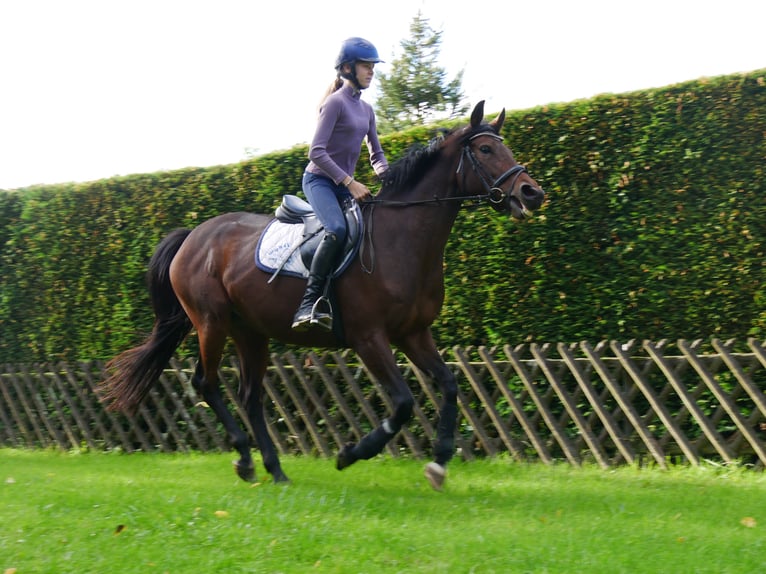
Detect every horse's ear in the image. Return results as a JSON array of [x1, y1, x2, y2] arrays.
[[470, 100, 486, 128], [490, 108, 506, 133]]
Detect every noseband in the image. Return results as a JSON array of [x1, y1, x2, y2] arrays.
[[457, 131, 528, 205]]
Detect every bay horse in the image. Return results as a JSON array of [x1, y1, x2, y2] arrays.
[[99, 101, 545, 490]]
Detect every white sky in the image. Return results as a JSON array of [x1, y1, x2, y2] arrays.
[[1, 0, 763, 189]]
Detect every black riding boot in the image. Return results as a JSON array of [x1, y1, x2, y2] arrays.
[[291, 232, 341, 331]]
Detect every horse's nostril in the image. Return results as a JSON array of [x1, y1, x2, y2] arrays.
[[521, 185, 545, 204], [522, 184, 542, 199]]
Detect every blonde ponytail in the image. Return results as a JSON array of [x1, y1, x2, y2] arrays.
[[318, 75, 345, 110]]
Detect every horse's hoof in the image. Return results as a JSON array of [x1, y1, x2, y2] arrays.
[[233, 460, 256, 483], [424, 462, 446, 491], [272, 471, 291, 485], [336, 443, 358, 470]]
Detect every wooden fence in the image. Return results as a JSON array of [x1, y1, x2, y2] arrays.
[[2, 338, 766, 468]]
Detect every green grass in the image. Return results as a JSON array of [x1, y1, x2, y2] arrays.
[[1, 450, 765, 573]]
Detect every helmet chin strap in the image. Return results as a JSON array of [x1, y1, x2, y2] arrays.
[[340, 63, 362, 90]]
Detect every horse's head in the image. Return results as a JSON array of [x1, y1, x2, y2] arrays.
[[457, 101, 545, 220]]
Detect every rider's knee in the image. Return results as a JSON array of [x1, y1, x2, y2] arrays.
[[324, 225, 346, 244]]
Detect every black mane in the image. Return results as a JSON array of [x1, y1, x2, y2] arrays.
[[378, 129, 450, 196], [376, 124, 499, 198]]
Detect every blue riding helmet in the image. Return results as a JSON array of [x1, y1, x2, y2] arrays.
[[334, 37, 384, 70]]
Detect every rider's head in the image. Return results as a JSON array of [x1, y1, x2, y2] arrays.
[[335, 37, 383, 90]]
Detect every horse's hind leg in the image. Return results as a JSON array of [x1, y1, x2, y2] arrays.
[[192, 327, 256, 482], [234, 333, 289, 483]]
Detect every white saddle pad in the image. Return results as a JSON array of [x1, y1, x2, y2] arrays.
[[255, 219, 310, 279]]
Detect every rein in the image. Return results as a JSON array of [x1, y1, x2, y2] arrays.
[[358, 131, 527, 274]]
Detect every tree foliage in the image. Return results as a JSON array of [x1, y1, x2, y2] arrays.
[[375, 12, 468, 134]]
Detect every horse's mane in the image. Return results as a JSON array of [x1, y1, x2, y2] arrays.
[[377, 129, 451, 198], [376, 124, 499, 199]]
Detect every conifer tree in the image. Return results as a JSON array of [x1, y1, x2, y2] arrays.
[[375, 12, 468, 134]]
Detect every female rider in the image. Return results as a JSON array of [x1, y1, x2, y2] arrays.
[[292, 37, 389, 331]]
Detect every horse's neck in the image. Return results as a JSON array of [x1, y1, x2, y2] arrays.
[[374, 181, 462, 261]]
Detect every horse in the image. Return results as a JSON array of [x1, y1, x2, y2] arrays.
[[98, 100, 546, 490]]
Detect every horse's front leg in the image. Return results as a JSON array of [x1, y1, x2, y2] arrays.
[[424, 365, 458, 490], [400, 331, 459, 490], [337, 339, 414, 470]]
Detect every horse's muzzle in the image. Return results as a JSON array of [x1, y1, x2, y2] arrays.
[[510, 184, 545, 219]]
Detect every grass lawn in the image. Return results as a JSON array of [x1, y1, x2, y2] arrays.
[[1, 449, 765, 573]]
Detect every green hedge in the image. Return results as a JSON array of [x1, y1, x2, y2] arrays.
[[1, 70, 764, 363]]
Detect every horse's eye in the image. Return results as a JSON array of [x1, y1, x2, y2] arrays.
[[479, 145, 492, 154]]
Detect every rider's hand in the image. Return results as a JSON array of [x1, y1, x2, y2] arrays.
[[348, 180, 372, 202]]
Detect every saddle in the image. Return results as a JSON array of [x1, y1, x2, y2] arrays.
[[255, 195, 363, 282]]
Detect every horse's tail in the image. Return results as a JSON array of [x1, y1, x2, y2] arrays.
[[99, 228, 193, 414]]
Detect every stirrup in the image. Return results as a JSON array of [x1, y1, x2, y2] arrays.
[[310, 296, 333, 331]]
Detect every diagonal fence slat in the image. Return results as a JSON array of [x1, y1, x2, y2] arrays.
[[0, 365, 41, 447], [578, 342, 667, 468], [681, 339, 766, 463], [643, 341, 736, 463], [454, 346, 523, 459], [479, 346, 552, 463], [283, 352, 335, 457], [610, 341, 700, 465], [504, 344, 581, 466], [532, 343, 606, 467], [21, 365, 69, 448], [560, 343, 638, 466], [268, 353, 316, 456], [38, 363, 81, 450], [50, 363, 97, 450], [720, 340, 766, 419], [67, 362, 115, 450], [1, 339, 764, 469], [307, 351, 367, 449]]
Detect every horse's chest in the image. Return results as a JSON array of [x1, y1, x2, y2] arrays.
[[398, 284, 444, 325]]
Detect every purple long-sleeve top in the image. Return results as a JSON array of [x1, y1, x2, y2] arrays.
[[305, 83, 388, 184]]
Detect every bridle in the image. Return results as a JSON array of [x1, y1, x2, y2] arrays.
[[359, 130, 529, 273], [457, 131, 528, 207], [366, 129, 528, 209]]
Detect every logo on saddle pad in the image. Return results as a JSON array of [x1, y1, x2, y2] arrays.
[[255, 195, 362, 282]]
